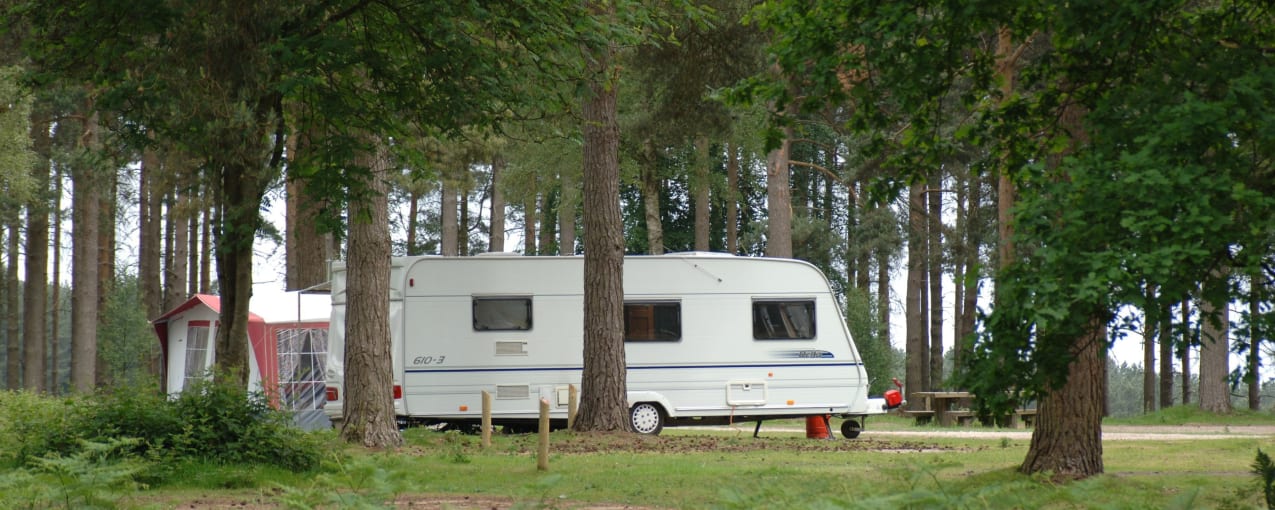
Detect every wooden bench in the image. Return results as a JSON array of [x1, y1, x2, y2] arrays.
[[900, 409, 935, 425]]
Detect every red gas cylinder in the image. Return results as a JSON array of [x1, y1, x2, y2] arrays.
[[884, 389, 903, 409]]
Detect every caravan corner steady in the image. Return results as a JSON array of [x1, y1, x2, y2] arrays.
[[324, 252, 891, 438]]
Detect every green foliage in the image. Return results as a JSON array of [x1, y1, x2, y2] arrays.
[[159, 378, 323, 471], [0, 381, 324, 474], [0, 391, 90, 467], [96, 275, 160, 388], [0, 438, 146, 510], [844, 288, 903, 396], [273, 453, 411, 509], [0, 65, 36, 213], [1254, 449, 1275, 509]]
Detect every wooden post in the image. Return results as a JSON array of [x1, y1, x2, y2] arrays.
[[567, 384, 578, 430], [537, 398, 550, 471], [481, 390, 492, 449]]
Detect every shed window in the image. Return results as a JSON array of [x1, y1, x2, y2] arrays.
[[624, 302, 681, 342], [473, 297, 532, 331], [752, 300, 816, 340], [183, 324, 211, 387]]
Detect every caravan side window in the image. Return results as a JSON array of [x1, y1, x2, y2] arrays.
[[473, 297, 533, 331], [624, 302, 681, 342], [752, 300, 816, 340]]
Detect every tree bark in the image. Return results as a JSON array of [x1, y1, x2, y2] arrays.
[[340, 137, 402, 448], [725, 141, 738, 254], [49, 159, 64, 392], [1198, 279, 1232, 414], [1021, 321, 1106, 479], [23, 111, 52, 392], [441, 172, 459, 256], [927, 184, 943, 388], [764, 123, 793, 259], [285, 130, 330, 290], [905, 182, 927, 405], [1159, 301, 1174, 408], [877, 250, 890, 351], [574, 19, 630, 432], [693, 136, 711, 251], [1181, 299, 1191, 405], [490, 155, 506, 252], [95, 157, 118, 389], [8, 221, 23, 389], [4, 229, 16, 390], [1250, 277, 1261, 411], [139, 147, 163, 319], [70, 109, 101, 394], [1142, 287, 1158, 413], [640, 140, 663, 255], [199, 202, 212, 293], [559, 169, 577, 255], [523, 189, 537, 255]]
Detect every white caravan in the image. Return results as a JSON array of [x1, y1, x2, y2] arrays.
[[324, 253, 889, 438]]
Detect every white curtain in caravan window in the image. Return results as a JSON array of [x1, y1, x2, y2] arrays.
[[183, 325, 211, 389], [276, 328, 329, 411]]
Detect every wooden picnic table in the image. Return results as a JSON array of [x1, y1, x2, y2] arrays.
[[906, 391, 1038, 428], [910, 391, 973, 427]]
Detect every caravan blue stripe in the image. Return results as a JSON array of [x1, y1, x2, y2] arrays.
[[406, 362, 863, 374]]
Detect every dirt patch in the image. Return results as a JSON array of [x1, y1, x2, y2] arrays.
[[407, 431, 955, 456]]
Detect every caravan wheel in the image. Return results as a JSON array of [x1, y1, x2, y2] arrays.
[[840, 419, 862, 439], [629, 403, 664, 435]]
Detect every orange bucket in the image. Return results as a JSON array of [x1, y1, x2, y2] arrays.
[[805, 415, 832, 439]]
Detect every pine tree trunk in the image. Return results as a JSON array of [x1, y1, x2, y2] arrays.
[[559, 169, 577, 255], [1142, 285, 1158, 412], [1159, 302, 1174, 408], [23, 111, 52, 392], [574, 22, 630, 433], [70, 109, 101, 394], [49, 161, 64, 393], [905, 182, 927, 405], [8, 221, 24, 389], [1250, 279, 1261, 411], [490, 155, 506, 252], [641, 140, 663, 255], [286, 152, 331, 289], [187, 198, 199, 296], [200, 203, 212, 293], [877, 252, 890, 348], [441, 173, 458, 256], [764, 123, 793, 259], [523, 190, 537, 255], [214, 151, 266, 390], [95, 167, 117, 389], [693, 136, 711, 251], [538, 190, 556, 255], [139, 148, 163, 319], [726, 142, 738, 254], [1021, 321, 1106, 479], [339, 138, 402, 447], [927, 184, 943, 387], [1198, 283, 1232, 414], [1181, 299, 1191, 405], [3, 234, 16, 390]]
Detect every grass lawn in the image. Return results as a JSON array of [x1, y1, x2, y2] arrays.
[[10, 405, 1269, 509], [141, 410, 1272, 509]]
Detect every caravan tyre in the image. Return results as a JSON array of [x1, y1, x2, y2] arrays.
[[629, 403, 664, 435], [840, 419, 862, 439]]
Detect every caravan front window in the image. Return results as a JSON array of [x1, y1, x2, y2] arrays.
[[752, 300, 816, 340], [473, 297, 533, 331], [624, 302, 681, 341]]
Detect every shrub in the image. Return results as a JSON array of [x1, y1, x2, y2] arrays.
[[1, 380, 324, 474], [0, 391, 90, 467]]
